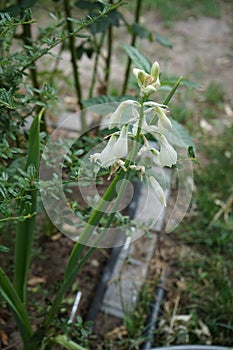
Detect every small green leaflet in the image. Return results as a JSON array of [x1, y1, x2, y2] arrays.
[[123, 45, 152, 73]]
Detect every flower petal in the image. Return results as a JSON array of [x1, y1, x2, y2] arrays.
[[100, 136, 117, 167], [149, 175, 167, 206], [113, 125, 128, 159], [156, 107, 172, 131], [159, 135, 177, 167]]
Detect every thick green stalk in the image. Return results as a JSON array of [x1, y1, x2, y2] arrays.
[[29, 96, 146, 347], [29, 171, 130, 348], [122, 0, 142, 94], [14, 110, 43, 303]]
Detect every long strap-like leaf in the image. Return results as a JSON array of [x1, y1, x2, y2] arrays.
[[14, 109, 43, 303], [0, 267, 32, 342]]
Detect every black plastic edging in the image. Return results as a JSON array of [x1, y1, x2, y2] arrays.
[[140, 272, 168, 349], [85, 180, 141, 324]]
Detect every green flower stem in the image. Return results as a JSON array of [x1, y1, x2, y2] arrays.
[[64, 170, 127, 279], [31, 96, 146, 347], [32, 171, 127, 340]]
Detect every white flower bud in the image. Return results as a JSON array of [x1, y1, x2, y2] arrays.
[[151, 61, 160, 80], [133, 62, 161, 97], [141, 85, 157, 97]]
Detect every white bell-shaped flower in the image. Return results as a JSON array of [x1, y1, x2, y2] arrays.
[[158, 134, 177, 167], [100, 135, 118, 167], [90, 136, 117, 168], [109, 100, 139, 129], [149, 175, 167, 207], [113, 125, 128, 159]]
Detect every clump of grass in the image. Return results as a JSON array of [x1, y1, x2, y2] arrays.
[[204, 82, 225, 105], [141, 0, 221, 21], [171, 120, 233, 345]]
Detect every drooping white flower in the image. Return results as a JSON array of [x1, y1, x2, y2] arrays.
[[138, 138, 161, 166], [90, 135, 117, 168], [158, 134, 177, 167], [133, 61, 161, 97], [113, 125, 128, 159], [143, 102, 171, 132], [149, 175, 167, 207], [108, 100, 139, 129]]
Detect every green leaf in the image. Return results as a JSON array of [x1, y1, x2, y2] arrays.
[[0, 267, 32, 342], [155, 31, 173, 48], [14, 109, 43, 302], [82, 94, 135, 109], [19, 0, 37, 9], [0, 245, 9, 253], [75, 0, 100, 10], [188, 146, 196, 159], [163, 76, 183, 105], [131, 23, 153, 41], [161, 75, 199, 88], [2, 4, 21, 17], [188, 145, 199, 164], [89, 10, 122, 35], [52, 335, 87, 350], [123, 45, 152, 73], [166, 118, 195, 149]]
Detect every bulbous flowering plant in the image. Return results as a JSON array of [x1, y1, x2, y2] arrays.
[[36, 58, 193, 349], [90, 61, 177, 208]]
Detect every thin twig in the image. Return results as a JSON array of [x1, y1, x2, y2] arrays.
[[121, 0, 142, 95], [63, 0, 86, 130], [88, 32, 105, 98]]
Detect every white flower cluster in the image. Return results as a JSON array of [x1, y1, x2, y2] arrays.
[[90, 61, 178, 206]]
